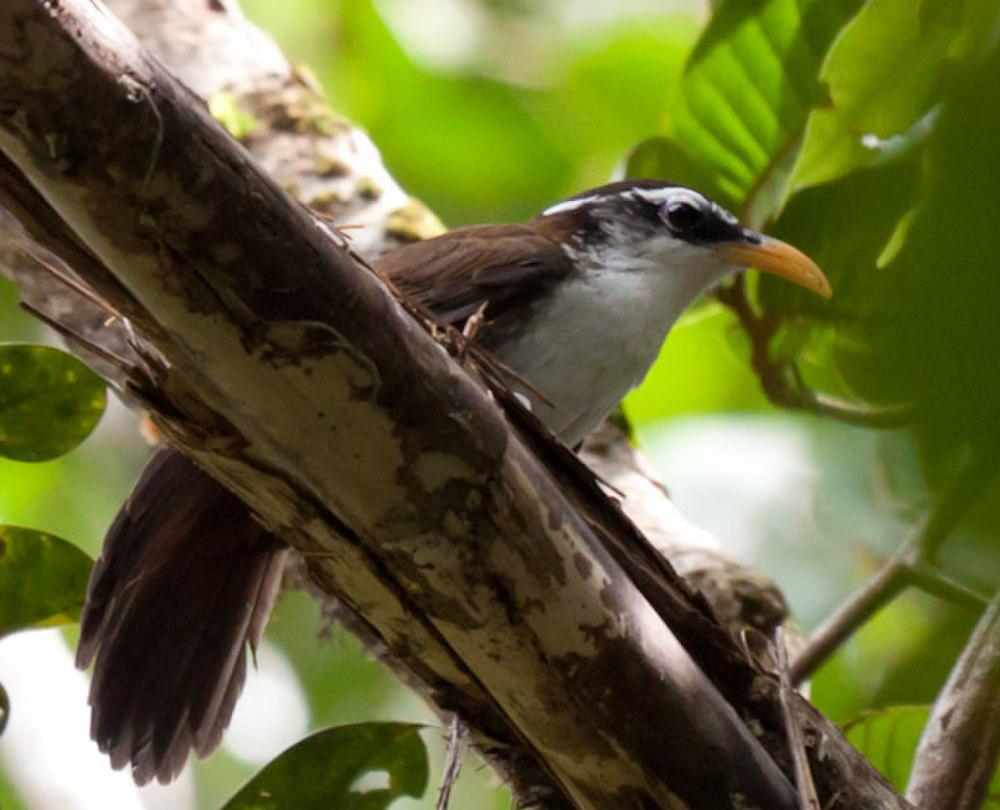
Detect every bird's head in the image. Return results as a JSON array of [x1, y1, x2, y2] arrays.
[[532, 179, 831, 300]]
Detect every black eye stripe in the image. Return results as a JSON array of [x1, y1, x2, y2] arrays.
[[656, 197, 744, 243]]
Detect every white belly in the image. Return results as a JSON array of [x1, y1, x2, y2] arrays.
[[496, 273, 680, 446]]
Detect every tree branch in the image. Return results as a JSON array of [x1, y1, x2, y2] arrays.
[[906, 593, 1000, 810], [790, 550, 909, 685], [791, 451, 995, 684], [775, 627, 820, 810], [716, 276, 912, 429]]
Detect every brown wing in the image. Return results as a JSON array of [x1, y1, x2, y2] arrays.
[[374, 224, 574, 326]]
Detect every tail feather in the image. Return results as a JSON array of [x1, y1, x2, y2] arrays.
[[77, 448, 286, 785]]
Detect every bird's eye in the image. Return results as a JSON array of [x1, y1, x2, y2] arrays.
[[661, 200, 705, 233]]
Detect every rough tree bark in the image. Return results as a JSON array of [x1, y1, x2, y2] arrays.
[[0, 1, 910, 808], [907, 594, 1000, 810]]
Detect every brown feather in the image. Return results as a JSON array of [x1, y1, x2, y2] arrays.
[[375, 224, 573, 326], [77, 448, 285, 784]]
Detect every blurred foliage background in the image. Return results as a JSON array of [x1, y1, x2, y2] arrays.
[[1, 0, 999, 807]]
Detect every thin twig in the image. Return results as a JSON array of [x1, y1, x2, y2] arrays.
[[790, 556, 908, 685], [791, 451, 996, 684], [795, 389, 913, 428], [15, 241, 120, 316], [902, 563, 990, 612], [18, 301, 133, 372], [906, 593, 1000, 810], [715, 276, 912, 429], [775, 627, 820, 810], [437, 716, 464, 810]]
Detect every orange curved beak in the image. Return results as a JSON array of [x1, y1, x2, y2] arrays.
[[721, 234, 832, 299]]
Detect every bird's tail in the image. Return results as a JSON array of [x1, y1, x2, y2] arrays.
[[76, 447, 286, 785]]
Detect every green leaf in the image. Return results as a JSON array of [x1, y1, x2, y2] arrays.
[[0, 525, 93, 636], [870, 39, 1000, 445], [766, 158, 919, 310], [789, 0, 961, 194], [668, 0, 864, 221], [843, 705, 931, 791], [0, 344, 106, 462], [223, 722, 428, 810], [844, 705, 1000, 805], [758, 154, 920, 399], [625, 302, 771, 423], [625, 136, 722, 196]]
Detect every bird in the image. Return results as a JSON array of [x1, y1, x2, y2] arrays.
[[75, 179, 830, 785]]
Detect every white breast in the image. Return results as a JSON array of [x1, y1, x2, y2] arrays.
[[497, 239, 732, 446]]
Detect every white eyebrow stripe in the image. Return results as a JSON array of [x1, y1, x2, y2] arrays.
[[541, 185, 732, 221], [541, 194, 604, 216], [632, 187, 675, 204], [541, 187, 669, 216], [635, 187, 706, 207]]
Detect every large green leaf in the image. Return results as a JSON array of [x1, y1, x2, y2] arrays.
[[869, 39, 1000, 445], [844, 705, 931, 792], [844, 705, 1000, 805], [789, 0, 963, 194], [629, 0, 1000, 441], [0, 525, 93, 636], [665, 0, 863, 221], [223, 722, 428, 810], [764, 157, 919, 314], [757, 154, 920, 399], [0, 344, 106, 462], [625, 136, 722, 197]]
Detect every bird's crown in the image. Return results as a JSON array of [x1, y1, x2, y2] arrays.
[[536, 179, 747, 246]]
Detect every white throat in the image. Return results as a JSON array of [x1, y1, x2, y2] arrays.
[[497, 233, 734, 446]]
